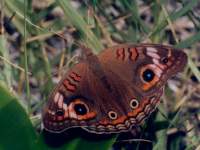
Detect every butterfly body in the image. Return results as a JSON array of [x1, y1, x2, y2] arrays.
[[43, 44, 187, 134]]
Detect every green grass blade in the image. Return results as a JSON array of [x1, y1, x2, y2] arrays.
[[23, 0, 31, 114], [0, 35, 12, 87], [175, 30, 200, 49], [150, 0, 198, 38], [56, 0, 104, 53], [187, 57, 200, 82], [153, 105, 167, 150], [4, 0, 29, 36], [175, 32, 200, 82]]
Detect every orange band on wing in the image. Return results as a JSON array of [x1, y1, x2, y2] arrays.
[[77, 112, 97, 120], [99, 119, 110, 125], [140, 65, 160, 91], [128, 98, 149, 117], [112, 116, 127, 125], [142, 76, 159, 91]]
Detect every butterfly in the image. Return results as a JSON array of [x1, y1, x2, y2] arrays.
[[42, 43, 187, 134]]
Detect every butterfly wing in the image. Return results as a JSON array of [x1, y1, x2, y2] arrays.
[[43, 61, 125, 133], [43, 62, 99, 133], [82, 44, 187, 134], [43, 44, 187, 134]]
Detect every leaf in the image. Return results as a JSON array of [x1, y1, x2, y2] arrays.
[[0, 83, 44, 150]]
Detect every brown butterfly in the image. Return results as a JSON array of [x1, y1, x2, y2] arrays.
[[42, 43, 187, 134]]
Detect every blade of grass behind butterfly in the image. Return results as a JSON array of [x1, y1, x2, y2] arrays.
[[175, 31, 200, 82], [5, 0, 46, 37], [5, 1, 68, 42], [175, 29, 200, 48], [153, 105, 167, 150], [4, 0, 30, 37], [153, 2, 199, 148], [149, 0, 198, 38], [0, 35, 12, 87], [150, 0, 166, 43], [120, 0, 150, 35], [158, 0, 199, 131], [57, 0, 104, 53], [150, 4, 170, 148], [6, 0, 57, 98], [107, 1, 139, 43], [96, 4, 127, 43], [0, 0, 12, 87]]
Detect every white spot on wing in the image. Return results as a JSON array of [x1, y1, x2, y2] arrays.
[[48, 110, 55, 115], [54, 92, 60, 103], [147, 47, 158, 53], [58, 94, 64, 109], [148, 64, 162, 77], [153, 58, 159, 65], [168, 49, 172, 57], [63, 104, 69, 118], [63, 104, 67, 110], [69, 112, 77, 118], [147, 51, 160, 59], [68, 103, 77, 119], [154, 69, 162, 77], [153, 58, 165, 70]]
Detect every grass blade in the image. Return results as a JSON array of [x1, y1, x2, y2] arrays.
[[57, 0, 104, 53]]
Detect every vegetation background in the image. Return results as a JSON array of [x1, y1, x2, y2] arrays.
[[0, 0, 199, 150]]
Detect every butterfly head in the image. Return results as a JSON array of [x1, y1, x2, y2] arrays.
[[135, 45, 187, 92]]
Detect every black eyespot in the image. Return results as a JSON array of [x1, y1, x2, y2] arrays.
[[161, 57, 168, 64], [142, 69, 155, 82], [74, 103, 88, 115], [56, 109, 64, 116], [130, 99, 139, 109], [108, 111, 118, 120]]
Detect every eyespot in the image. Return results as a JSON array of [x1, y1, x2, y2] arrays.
[[56, 109, 64, 116], [74, 103, 89, 115], [142, 69, 155, 82], [108, 111, 118, 120], [130, 99, 139, 109], [161, 57, 168, 64]]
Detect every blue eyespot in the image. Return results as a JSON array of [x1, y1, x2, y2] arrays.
[[74, 103, 88, 115], [142, 69, 155, 82]]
